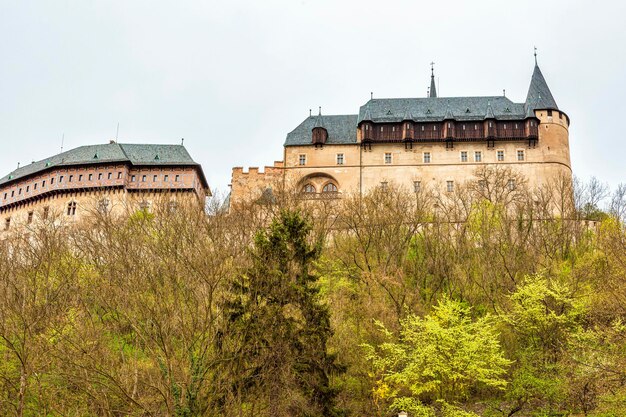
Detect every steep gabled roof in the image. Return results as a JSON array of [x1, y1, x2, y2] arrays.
[[285, 115, 358, 146], [0, 143, 208, 188], [525, 64, 558, 112], [357, 96, 526, 124]]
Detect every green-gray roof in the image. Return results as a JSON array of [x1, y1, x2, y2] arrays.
[[0, 143, 208, 187], [358, 96, 527, 124], [524, 63, 559, 113], [284, 115, 358, 146]]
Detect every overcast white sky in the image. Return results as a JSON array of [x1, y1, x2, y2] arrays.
[[1, 0, 625, 193]]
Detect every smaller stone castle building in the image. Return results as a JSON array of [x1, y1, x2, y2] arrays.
[[0, 142, 209, 234]]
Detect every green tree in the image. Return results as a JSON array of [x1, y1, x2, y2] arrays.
[[363, 298, 511, 415], [223, 210, 343, 417]]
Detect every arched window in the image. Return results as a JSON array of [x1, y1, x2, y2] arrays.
[[322, 183, 338, 193], [302, 184, 316, 193]]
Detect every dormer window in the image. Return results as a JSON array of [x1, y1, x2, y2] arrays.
[[312, 127, 328, 145]]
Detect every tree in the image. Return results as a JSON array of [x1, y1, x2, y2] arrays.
[[363, 298, 511, 415], [222, 210, 343, 417]]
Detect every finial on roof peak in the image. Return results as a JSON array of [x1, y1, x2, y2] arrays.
[[318, 106, 322, 116], [371, 92, 373, 100], [534, 46, 538, 65], [309, 109, 312, 117]]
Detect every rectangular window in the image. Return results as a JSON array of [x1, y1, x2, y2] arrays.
[[79, 174, 83, 181], [89, 174, 93, 181], [117, 172, 122, 179], [59, 176, 64, 183], [497, 150, 504, 161], [18, 188, 22, 195], [474, 151, 482, 162], [43, 207, 49, 220], [142, 175, 146, 182], [42, 180, 46, 187], [423, 152, 431, 163], [547, 110, 553, 117], [33, 183, 37, 190], [380, 181, 388, 191], [460, 151, 468, 162], [27, 211, 33, 224], [153, 175, 158, 182], [175, 175, 180, 182], [299, 154, 306, 166], [413, 181, 421, 192], [98, 173, 103, 180], [384, 153, 392, 164], [26, 186, 29, 192], [4, 218, 10, 231], [447, 180, 454, 193], [164, 174, 169, 182], [508, 179, 516, 191], [336, 153, 344, 165], [3, 193, 6, 200], [107, 172, 112, 180], [69, 175, 73, 182], [517, 150, 525, 161], [131, 175, 136, 182]]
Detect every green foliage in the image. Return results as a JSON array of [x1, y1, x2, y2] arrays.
[[363, 297, 511, 413]]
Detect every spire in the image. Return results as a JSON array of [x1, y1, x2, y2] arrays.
[[525, 57, 558, 113], [484, 101, 496, 119], [429, 62, 437, 98], [314, 107, 325, 128]]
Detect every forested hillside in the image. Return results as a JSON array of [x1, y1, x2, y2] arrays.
[[1, 167, 625, 417]]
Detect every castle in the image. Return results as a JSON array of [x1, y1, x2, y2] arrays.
[[0, 142, 209, 234], [229, 59, 570, 204]]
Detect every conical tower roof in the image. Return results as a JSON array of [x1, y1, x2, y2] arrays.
[[525, 63, 558, 112]]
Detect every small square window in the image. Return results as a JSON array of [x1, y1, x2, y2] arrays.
[[423, 152, 431, 163], [336, 153, 344, 165], [384, 153, 392, 164], [497, 150, 504, 161], [547, 110, 553, 117], [474, 151, 482, 162], [460, 151, 468, 162], [517, 150, 525, 161], [508, 179, 516, 191], [299, 154, 307, 166], [446, 180, 454, 193]]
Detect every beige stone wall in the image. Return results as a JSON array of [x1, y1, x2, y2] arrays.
[[230, 110, 572, 201], [230, 162, 285, 205], [1, 163, 207, 210], [0, 188, 200, 237]]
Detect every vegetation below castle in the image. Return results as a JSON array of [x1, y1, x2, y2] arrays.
[[1, 167, 625, 417]]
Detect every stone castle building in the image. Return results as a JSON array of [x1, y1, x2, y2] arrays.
[[230, 60, 570, 204], [0, 142, 209, 234]]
